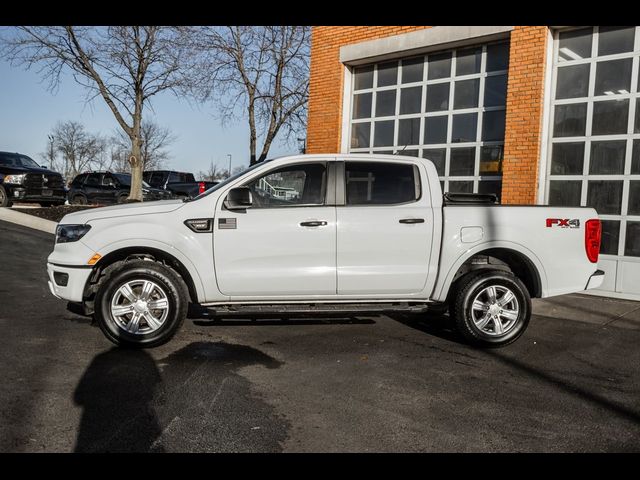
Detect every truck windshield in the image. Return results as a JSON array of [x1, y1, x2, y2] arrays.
[[186, 161, 268, 202], [0, 154, 40, 169]]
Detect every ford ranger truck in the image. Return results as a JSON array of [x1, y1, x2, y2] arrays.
[[46, 154, 604, 348]]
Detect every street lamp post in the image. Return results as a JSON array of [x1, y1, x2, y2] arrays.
[[227, 154, 232, 178]]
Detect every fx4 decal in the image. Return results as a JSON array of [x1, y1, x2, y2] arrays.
[[546, 218, 580, 228]]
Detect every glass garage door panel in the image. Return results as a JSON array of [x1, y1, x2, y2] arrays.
[[349, 40, 509, 201], [547, 26, 640, 298]]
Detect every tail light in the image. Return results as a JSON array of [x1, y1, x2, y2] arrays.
[[198, 182, 206, 194], [585, 219, 601, 263]]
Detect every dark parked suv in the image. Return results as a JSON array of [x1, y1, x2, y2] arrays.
[[67, 171, 174, 205], [0, 151, 66, 207], [143, 170, 217, 199]]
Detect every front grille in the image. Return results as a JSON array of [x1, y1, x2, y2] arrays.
[[24, 173, 65, 190]]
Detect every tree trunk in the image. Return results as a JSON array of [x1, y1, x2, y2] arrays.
[[128, 135, 144, 201]]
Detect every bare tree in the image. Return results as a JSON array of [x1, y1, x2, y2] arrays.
[[44, 120, 107, 181], [189, 26, 310, 165], [1, 26, 189, 200], [112, 120, 176, 171]]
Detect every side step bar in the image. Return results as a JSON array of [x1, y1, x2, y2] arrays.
[[197, 302, 434, 317]]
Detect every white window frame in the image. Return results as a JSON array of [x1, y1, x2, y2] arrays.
[[544, 26, 640, 262], [346, 40, 509, 197]]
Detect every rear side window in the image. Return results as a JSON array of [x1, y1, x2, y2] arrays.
[[345, 162, 420, 205]]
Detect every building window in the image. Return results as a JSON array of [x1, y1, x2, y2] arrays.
[[546, 26, 640, 259], [348, 40, 509, 201]]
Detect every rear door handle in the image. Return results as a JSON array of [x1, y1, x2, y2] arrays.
[[399, 218, 425, 224], [300, 221, 327, 227]]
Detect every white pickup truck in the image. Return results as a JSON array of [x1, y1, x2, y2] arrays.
[[47, 154, 604, 348]]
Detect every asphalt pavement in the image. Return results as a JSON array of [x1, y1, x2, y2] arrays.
[[0, 219, 639, 452]]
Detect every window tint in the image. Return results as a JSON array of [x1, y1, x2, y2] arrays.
[[72, 174, 87, 186], [84, 174, 101, 187], [102, 174, 116, 186], [168, 172, 182, 183], [113, 174, 132, 186], [345, 162, 419, 205], [244, 163, 326, 208]]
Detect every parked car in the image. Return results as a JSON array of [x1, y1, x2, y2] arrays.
[[67, 171, 174, 205], [47, 154, 604, 349], [0, 151, 66, 207], [143, 170, 217, 199]]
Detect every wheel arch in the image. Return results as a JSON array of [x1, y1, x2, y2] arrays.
[[84, 245, 201, 304], [435, 242, 546, 302]]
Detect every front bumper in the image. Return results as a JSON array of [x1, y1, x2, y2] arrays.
[[10, 186, 66, 203], [585, 269, 605, 290], [47, 263, 93, 302]]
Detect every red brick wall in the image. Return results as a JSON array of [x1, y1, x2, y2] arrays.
[[307, 26, 430, 154], [501, 26, 549, 204], [306, 26, 550, 205]]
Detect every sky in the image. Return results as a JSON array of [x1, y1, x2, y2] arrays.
[[0, 57, 297, 175]]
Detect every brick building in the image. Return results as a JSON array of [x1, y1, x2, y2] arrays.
[[306, 26, 640, 300]]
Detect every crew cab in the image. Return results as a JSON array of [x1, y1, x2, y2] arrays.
[[46, 154, 604, 349], [67, 171, 174, 205], [143, 170, 217, 199], [0, 151, 66, 207]]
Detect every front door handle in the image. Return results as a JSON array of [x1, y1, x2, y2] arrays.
[[399, 218, 425, 224], [300, 221, 327, 227]]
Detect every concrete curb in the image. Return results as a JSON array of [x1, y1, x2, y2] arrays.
[[0, 208, 57, 234]]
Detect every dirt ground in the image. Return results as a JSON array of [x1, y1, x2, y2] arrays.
[[12, 205, 100, 223]]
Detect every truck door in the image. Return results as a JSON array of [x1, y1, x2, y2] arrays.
[[336, 160, 434, 295], [213, 160, 337, 297]]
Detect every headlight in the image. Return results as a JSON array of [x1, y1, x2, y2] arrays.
[[4, 174, 26, 184], [55, 224, 91, 244]]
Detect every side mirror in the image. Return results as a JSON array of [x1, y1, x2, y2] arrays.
[[224, 186, 253, 210]]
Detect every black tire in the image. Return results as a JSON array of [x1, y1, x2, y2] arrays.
[[71, 194, 87, 205], [94, 260, 189, 348], [0, 185, 12, 208], [117, 193, 129, 204], [449, 270, 531, 348]]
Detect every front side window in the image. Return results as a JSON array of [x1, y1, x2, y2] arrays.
[[244, 163, 326, 208], [345, 162, 419, 205], [84, 174, 101, 187]]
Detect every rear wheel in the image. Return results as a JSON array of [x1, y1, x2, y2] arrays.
[[449, 270, 531, 347], [94, 260, 189, 348], [0, 185, 12, 207], [117, 193, 129, 203]]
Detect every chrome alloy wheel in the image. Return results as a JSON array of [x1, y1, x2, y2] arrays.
[[470, 285, 519, 336], [109, 279, 169, 335]]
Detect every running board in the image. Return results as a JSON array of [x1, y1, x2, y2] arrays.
[[197, 302, 432, 316]]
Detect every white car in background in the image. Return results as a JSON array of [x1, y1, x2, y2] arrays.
[[47, 154, 604, 348]]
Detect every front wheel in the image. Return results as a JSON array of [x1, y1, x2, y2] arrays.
[[94, 260, 189, 348], [0, 185, 12, 207], [449, 270, 531, 348]]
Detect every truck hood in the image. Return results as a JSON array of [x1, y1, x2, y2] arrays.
[[60, 200, 185, 225]]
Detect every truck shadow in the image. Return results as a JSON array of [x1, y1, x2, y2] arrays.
[[73, 341, 289, 452], [387, 311, 465, 344]]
